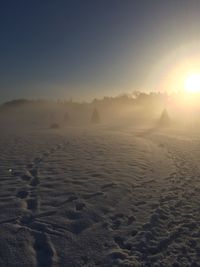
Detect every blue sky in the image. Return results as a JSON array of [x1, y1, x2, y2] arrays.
[[1, 0, 200, 101]]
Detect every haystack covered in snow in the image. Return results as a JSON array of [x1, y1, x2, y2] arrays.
[[157, 109, 171, 127], [64, 111, 70, 122], [91, 108, 100, 124]]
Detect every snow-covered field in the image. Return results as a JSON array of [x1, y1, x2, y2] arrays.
[[1, 125, 200, 266]]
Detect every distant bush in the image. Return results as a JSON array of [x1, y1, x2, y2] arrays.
[[49, 123, 60, 129]]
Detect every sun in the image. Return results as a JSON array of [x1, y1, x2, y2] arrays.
[[184, 74, 200, 93]]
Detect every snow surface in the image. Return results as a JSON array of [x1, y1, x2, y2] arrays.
[[1, 125, 200, 266]]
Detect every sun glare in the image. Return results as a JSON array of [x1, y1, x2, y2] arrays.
[[184, 74, 200, 93]]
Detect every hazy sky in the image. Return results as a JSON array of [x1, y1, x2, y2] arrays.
[[1, 0, 200, 101]]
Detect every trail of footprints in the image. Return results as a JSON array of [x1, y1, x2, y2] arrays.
[[11, 143, 65, 267], [10, 141, 111, 266], [16, 156, 42, 212], [15, 143, 64, 213]]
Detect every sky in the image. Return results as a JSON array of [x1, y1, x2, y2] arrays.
[[1, 0, 200, 102]]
